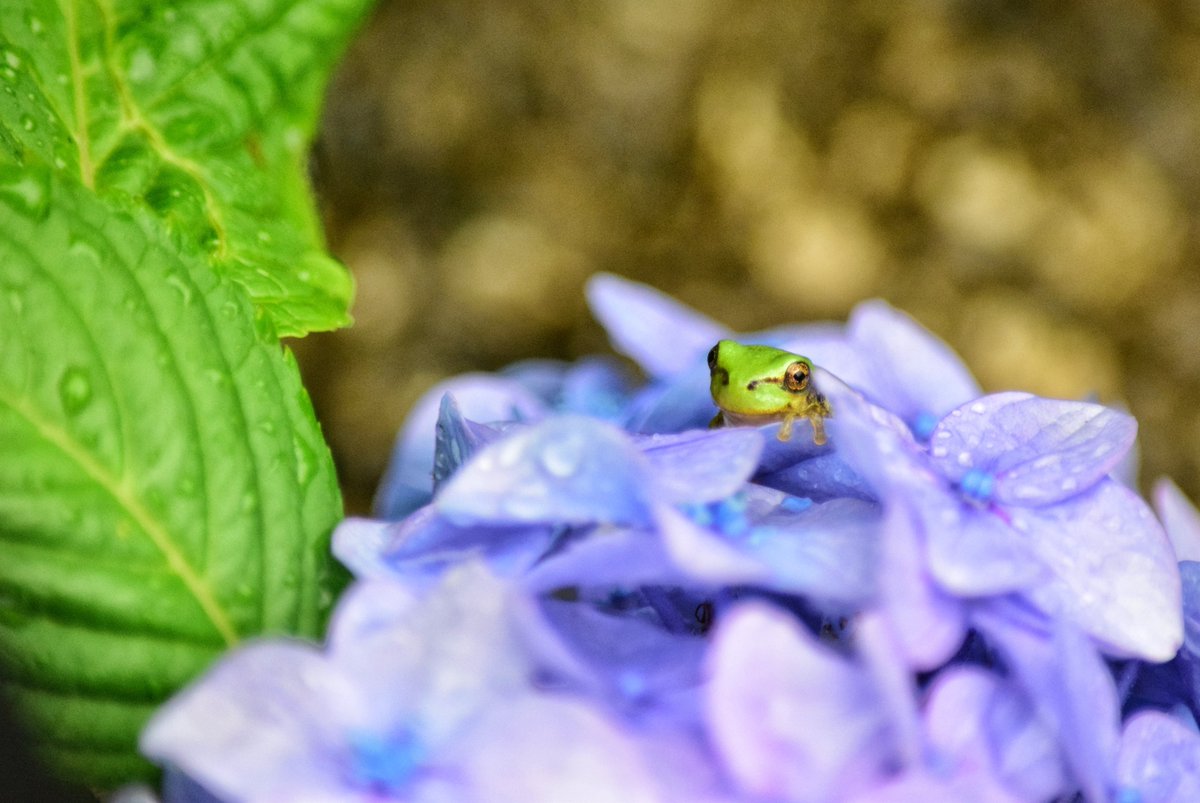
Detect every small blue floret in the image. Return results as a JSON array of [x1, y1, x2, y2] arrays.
[[959, 468, 996, 502]]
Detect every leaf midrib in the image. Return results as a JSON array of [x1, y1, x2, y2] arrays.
[[0, 388, 239, 647]]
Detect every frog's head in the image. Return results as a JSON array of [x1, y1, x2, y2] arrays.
[[707, 339, 815, 416]]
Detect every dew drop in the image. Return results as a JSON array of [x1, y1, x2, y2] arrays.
[[1061, 477, 1078, 493], [538, 436, 583, 478], [7, 289, 24, 314], [935, 430, 952, 440], [20, 115, 34, 132], [931, 445, 948, 458], [256, 230, 271, 243], [0, 67, 15, 81], [165, 273, 193, 305], [5, 51, 21, 69], [970, 402, 986, 414], [0, 168, 50, 219], [293, 433, 316, 486], [957, 451, 972, 467], [58, 367, 92, 415], [53, 156, 66, 169], [27, 14, 44, 35]]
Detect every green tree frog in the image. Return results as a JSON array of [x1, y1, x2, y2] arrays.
[[707, 340, 833, 445]]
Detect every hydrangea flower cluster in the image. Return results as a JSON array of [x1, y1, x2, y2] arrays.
[[140, 274, 1200, 802]]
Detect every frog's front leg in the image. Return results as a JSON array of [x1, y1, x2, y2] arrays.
[[776, 414, 795, 442], [809, 414, 827, 447], [708, 411, 724, 429]]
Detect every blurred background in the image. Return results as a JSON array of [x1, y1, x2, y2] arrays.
[[301, 0, 1200, 515]]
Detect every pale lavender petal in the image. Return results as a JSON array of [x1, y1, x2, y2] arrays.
[[877, 502, 966, 670], [585, 272, 729, 379], [704, 602, 891, 801], [1117, 709, 1200, 803], [928, 394, 1135, 506], [977, 611, 1120, 802], [332, 516, 397, 579], [847, 299, 981, 430], [922, 495, 1045, 596], [841, 768, 1026, 803], [854, 612, 923, 769], [375, 377, 547, 518], [655, 505, 772, 585], [330, 566, 532, 744], [621, 370, 718, 433], [449, 694, 660, 803], [1156, 477, 1200, 563], [755, 430, 834, 474], [141, 643, 366, 802], [638, 428, 764, 505], [816, 368, 934, 497], [500, 357, 630, 420], [1012, 479, 1183, 661], [923, 667, 1067, 802], [436, 416, 652, 527]]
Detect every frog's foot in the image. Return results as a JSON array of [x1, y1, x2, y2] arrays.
[[708, 412, 724, 430], [776, 414, 795, 442]]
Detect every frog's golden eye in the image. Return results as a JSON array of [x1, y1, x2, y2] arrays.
[[707, 344, 720, 372], [784, 361, 810, 392]]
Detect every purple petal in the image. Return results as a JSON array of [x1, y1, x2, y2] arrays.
[[436, 416, 653, 527], [923, 667, 1068, 802], [1012, 479, 1183, 661], [621, 370, 720, 433], [375, 376, 547, 518], [585, 272, 729, 379], [877, 502, 967, 670], [522, 526, 688, 592], [1180, 561, 1200, 657], [841, 770, 1026, 803], [922, 493, 1046, 596], [537, 600, 707, 708], [744, 496, 882, 604], [1117, 709, 1200, 803], [976, 610, 1120, 802], [449, 694, 659, 803], [330, 566, 533, 744], [656, 505, 772, 585], [500, 357, 630, 420], [816, 368, 933, 497], [141, 642, 365, 801], [704, 602, 891, 800], [1156, 477, 1200, 563], [847, 299, 981, 429], [638, 428, 764, 505], [928, 394, 1136, 506]]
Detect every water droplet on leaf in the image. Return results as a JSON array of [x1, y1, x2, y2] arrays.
[[58, 367, 92, 415]]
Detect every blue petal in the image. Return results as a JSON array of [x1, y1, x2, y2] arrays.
[[928, 394, 1136, 507], [1012, 479, 1182, 661], [585, 272, 729, 379], [921, 491, 1045, 596], [522, 526, 689, 592], [846, 299, 980, 429], [621, 369, 717, 434], [375, 375, 548, 519], [1156, 478, 1200, 563], [432, 393, 507, 492], [436, 416, 653, 527], [756, 452, 878, 503], [637, 428, 764, 505], [500, 357, 631, 420]]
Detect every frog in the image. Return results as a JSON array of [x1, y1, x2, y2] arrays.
[[707, 339, 832, 445]]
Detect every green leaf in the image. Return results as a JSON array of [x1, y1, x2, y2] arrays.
[[0, 0, 373, 337], [0, 163, 344, 785]]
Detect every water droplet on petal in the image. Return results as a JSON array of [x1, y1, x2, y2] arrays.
[[58, 367, 92, 415], [931, 445, 948, 458], [538, 435, 583, 478], [970, 402, 986, 414], [1061, 477, 1078, 493], [957, 451, 972, 466]]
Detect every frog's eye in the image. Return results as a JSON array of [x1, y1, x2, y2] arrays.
[[707, 344, 720, 372], [784, 361, 810, 392]]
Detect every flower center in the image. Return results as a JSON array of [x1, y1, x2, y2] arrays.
[[958, 468, 996, 502], [348, 727, 425, 794]]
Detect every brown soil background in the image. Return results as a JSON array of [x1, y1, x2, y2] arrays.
[[300, 0, 1200, 516]]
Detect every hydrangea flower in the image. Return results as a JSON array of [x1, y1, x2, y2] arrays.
[[141, 274, 1200, 802]]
